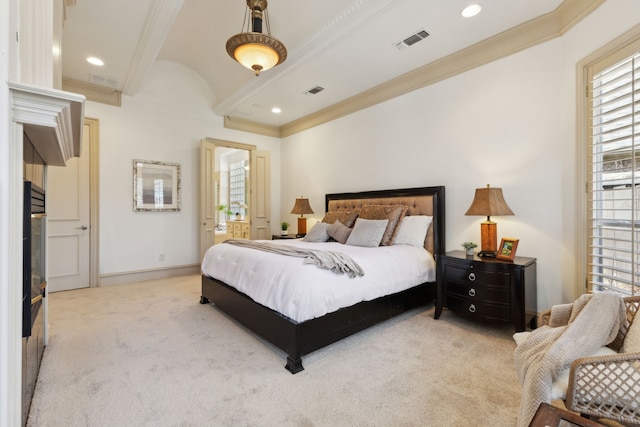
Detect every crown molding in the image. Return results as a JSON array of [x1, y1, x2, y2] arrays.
[[224, 115, 281, 138], [271, 0, 605, 137], [62, 78, 122, 106]]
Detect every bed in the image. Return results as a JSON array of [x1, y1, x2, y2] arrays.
[[200, 186, 445, 373]]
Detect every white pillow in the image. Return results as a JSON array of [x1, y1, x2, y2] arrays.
[[393, 215, 433, 248], [346, 218, 389, 247], [302, 221, 329, 242], [621, 316, 640, 353]]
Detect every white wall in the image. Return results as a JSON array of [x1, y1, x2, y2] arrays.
[[86, 61, 281, 277], [280, 0, 640, 310], [0, 0, 15, 423]]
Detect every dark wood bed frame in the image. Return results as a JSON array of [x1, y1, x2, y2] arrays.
[[200, 186, 446, 373]]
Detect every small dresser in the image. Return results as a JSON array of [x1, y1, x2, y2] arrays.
[[435, 250, 537, 332], [225, 220, 250, 239]]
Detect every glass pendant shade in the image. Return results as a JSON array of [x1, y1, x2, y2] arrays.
[[227, 33, 286, 76], [226, 0, 287, 76]]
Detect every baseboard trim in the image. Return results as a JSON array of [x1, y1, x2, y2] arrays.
[[98, 264, 200, 286]]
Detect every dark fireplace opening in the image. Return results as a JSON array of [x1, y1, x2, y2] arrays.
[[22, 181, 46, 426]]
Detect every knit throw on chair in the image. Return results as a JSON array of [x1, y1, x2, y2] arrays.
[[513, 293, 626, 427]]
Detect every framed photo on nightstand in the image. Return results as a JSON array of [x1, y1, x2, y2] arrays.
[[496, 238, 519, 261]]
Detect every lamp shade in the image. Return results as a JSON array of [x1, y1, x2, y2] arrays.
[[226, 0, 287, 76], [465, 185, 514, 217], [226, 33, 286, 75], [465, 184, 513, 257], [290, 198, 314, 216]]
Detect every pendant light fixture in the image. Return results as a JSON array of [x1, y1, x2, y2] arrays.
[[226, 0, 287, 76]]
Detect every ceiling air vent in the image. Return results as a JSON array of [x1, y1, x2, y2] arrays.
[[304, 86, 324, 96], [89, 73, 121, 89], [394, 29, 430, 50]]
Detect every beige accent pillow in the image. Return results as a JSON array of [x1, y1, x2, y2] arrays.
[[327, 221, 352, 244], [359, 204, 408, 246], [322, 211, 359, 228]]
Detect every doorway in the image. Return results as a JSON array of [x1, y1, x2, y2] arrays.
[[200, 138, 271, 259]]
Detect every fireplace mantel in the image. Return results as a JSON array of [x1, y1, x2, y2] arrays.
[[9, 82, 85, 166]]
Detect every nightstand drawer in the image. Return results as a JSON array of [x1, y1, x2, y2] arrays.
[[443, 262, 510, 288], [446, 281, 509, 304], [445, 293, 510, 322]]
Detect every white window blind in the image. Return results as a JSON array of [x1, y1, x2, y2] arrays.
[[588, 43, 640, 296]]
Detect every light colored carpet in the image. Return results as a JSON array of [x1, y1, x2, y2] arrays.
[[27, 275, 522, 426]]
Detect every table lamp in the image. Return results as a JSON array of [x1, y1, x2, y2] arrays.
[[290, 197, 314, 236], [465, 184, 514, 257]]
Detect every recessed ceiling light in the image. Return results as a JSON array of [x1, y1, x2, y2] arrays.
[[461, 4, 482, 18], [272, 107, 282, 114], [86, 56, 104, 66]]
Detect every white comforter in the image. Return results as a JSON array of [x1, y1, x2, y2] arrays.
[[201, 239, 436, 323]]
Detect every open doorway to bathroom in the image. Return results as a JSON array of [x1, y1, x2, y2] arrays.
[[200, 138, 271, 259]]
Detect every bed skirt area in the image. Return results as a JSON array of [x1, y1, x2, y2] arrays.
[[200, 274, 436, 374]]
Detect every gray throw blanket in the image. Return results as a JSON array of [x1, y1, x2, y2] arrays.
[[223, 239, 365, 278], [513, 293, 626, 427]]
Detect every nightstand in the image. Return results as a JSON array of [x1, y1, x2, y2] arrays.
[[435, 250, 537, 332]]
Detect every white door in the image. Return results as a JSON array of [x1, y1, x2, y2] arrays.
[[47, 122, 91, 292], [250, 150, 271, 240]]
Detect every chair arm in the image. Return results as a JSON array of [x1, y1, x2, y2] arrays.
[[566, 351, 640, 425]]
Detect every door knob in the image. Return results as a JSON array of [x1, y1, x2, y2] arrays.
[[75, 225, 88, 230]]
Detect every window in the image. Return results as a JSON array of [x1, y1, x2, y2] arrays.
[[229, 160, 248, 217], [587, 40, 640, 296]]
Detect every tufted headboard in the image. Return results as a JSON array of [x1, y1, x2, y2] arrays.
[[325, 186, 445, 255]]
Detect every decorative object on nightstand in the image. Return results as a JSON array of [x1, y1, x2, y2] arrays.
[[461, 241, 478, 256], [435, 250, 537, 332], [290, 197, 314, 236], [465, 184, 514, 257], [281, 221, 289, 236], [496, 237, 518, 261]]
